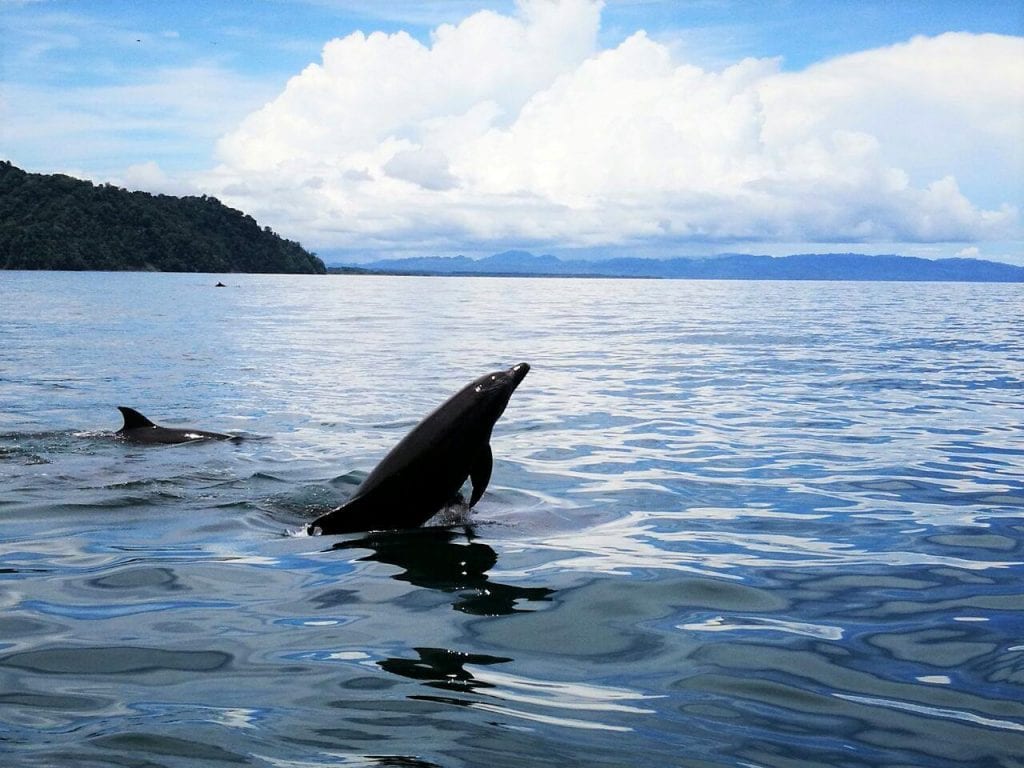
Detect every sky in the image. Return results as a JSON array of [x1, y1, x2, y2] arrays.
[[2, 0, 1023, 265]]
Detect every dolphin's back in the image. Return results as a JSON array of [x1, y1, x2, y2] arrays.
[[309, 363, 529, 535], [115, 407, 234, 443], [336, 387, 490, 529]]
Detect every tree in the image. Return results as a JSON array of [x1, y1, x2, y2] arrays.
[[0, 161, 326, 274]]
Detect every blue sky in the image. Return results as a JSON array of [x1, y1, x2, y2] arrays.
[[2, 0, 1022, 264]]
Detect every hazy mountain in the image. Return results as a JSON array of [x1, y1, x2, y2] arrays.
[[342, 250, 1024, 282]]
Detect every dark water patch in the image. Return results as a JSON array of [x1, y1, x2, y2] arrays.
[[0, 646, 233, 675], [690, 639, 1024, 726], [855, 592, 1024, 619], [59, 569, 187, 598], [865, 626, 997, 667], [943, 440, 1024, 459], [973, 646, 1024, 686], [64, 491, 185, 510], [816, 471, 1024, 513], [756, 564, 1023, 624], [309, 587, 363, 609], [679, 640, 1024, 766], [91, 733, 249, 764], [839, 376, 935, 392], [471, 575, 780, 659], [0, 690, 113, 712], [0, 614, 58, 642], [927, 532, 1019, 553], [340, 675, 401, 691], [22, 598, 236, 621], [0, 566, 51, 575]]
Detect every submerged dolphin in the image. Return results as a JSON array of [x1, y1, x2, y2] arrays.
[[115, 406, 235, 444], [309, 362, 530, 535]]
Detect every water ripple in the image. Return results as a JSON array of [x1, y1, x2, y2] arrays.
[[2, 274, 1023, 767]]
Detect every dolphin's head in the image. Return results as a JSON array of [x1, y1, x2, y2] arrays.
[[465, 362, 530, 423], [473, 362, 529, 392]]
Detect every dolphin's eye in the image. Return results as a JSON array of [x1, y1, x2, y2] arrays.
[[475, 385, 483, 393]]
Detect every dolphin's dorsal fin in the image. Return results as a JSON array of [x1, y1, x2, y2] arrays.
[[468, 443, 493, 507], [118, 406, 156, 430]]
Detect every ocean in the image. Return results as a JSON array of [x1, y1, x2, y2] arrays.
[[1, 271, 1022, 767]]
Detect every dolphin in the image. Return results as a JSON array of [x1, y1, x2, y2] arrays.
[[115, 406, 235, 444], [309, 362, 530, 535]]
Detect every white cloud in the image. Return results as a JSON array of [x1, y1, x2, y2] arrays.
[[117, 160, 200, 197], [200, 0, 1024, 254]]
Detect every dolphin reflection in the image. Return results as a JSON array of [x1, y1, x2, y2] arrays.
[[330, 528, 554, 615], [379, 647, 513, 694]]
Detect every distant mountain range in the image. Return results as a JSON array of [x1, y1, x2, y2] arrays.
[[331, 250, 1024, 282]]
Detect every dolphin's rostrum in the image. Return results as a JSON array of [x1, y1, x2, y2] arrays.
[[309, 362, 530, 535], [115, 406, 235, 444]]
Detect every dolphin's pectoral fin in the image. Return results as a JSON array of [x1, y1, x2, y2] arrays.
[[468, 443, 493, 508]]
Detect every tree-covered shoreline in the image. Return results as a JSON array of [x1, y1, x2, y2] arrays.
[[0, 162, 326, 274]]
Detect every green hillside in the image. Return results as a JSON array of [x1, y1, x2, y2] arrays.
[[0, 161, 325, 274]]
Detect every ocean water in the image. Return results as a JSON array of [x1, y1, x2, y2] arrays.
[[1, 271, 1022, 768]]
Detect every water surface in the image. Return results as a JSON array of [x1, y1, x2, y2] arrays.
[[1, 272, 1022, 767]]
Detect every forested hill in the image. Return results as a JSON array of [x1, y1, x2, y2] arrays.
[[0, 162, 326, 274]]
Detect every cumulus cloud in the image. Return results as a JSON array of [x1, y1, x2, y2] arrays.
[[200, 0, 1024, 254], [117, 160, 200, 197]]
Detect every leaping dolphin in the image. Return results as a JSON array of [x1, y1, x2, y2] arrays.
[[309, 362, 530, 535], [115, 406, 235, 444]]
